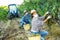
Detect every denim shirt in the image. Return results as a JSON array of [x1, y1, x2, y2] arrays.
[[24, 13, 30, 22], [20, 13, 30, 23]]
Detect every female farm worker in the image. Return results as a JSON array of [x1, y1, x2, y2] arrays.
[[30, 9, 51, 40], [19, 10, 30, 28]]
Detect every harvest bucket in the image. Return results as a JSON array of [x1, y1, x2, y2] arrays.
[[28, 34, 40, 40], [23, 24, 30, 31]]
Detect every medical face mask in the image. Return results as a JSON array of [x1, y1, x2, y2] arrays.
[[33, 14, 38, 17]]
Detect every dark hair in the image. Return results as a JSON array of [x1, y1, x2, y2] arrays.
[[31, 13, 33, 18]]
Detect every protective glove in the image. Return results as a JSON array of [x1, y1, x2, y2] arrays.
[[46, 11, 50, 14], [47, 15, 51, 19]]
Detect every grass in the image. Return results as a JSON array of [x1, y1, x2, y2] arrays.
[[0, 18, 60, 40]]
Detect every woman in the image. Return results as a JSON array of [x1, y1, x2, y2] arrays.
[[30, 9, 51, 40], [19, 10, 30, 28]]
